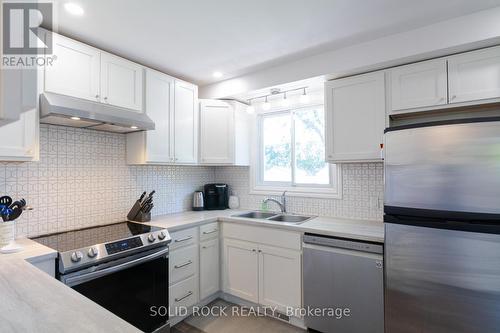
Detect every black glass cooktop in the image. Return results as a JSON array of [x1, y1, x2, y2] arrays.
[[31, 222, 162, 253]]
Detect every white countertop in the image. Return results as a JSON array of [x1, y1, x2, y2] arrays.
[[0, 210, 383, 333], [0, 239, 141, 333], [147, 209, 384, 243]]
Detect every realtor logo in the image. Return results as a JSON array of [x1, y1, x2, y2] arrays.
[[2, 1, 53, 55]]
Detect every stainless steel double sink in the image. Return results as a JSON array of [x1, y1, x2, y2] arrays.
[[232, 211, 314, 224]]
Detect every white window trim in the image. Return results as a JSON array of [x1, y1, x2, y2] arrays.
[[249, 105, 343, 199]]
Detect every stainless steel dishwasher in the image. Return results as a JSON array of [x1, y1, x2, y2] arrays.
[[303, 233, 384, 333]]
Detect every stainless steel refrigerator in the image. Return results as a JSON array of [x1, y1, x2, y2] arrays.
[[384, 118, 500, 333]]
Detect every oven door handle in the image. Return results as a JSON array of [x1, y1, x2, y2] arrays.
[[63, 247, 169, 287]]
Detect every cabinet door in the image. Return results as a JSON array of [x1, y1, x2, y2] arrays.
[[101, 53, 143, 111], [173, 80, 198, 163], [200, 238, 220, 300], [0, 109, 38, 161], [390, 59, 447, 111], [44, 34, 100, 102], [325, 72, 385, 162], [448, 46, 500, 104], [199, 99, 234, 164], [144, 70, 174, 163], [258, 245, 302, 312], [222, 239, 259, 303]]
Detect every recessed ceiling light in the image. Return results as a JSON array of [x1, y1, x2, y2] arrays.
[[64, 3, 84, 16], [213, 71, 223, 78], [70, 116, 80, 120], [130, 126, 138, 129]]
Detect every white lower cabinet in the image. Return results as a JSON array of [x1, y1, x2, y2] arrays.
[[169, 275, 199, 312], [222, 223, 302, 313], [169, 222, 302, 323], [169, 224, 221, 325], [168, 227, 200, 323], [258, 244, 301, 312], [199, 238, 220, 300], [223, 238, 259, 303], [169, 244, 197, 285]]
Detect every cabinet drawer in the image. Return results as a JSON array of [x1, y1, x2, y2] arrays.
[[169, 227, 198, 250], [200, 222, 219, 241], [222, 223, 301, 250], [169, 244, 197, 285], [169, 275, 199, 311]]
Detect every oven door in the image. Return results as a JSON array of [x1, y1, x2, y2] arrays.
[[61, 246, 169, 333]]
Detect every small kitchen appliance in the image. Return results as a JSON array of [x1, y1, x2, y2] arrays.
[[192, 191, 204, 211], [32, 221, 171, 333], [203, 184, 229, 210]]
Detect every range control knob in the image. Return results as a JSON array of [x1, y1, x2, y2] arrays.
[[148, 234, 156, 243], [158, 231, 166, 240], [87, 247, 98, 258], [70, 251, 83, 263]]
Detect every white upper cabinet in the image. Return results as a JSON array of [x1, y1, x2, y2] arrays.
[[45, 34, 100, 102], [448, 46, 500, 104], [145, 70, 174, 163], [199, 99, 234, 164], [127, 70, 174, 164], [100, 53, 143, 111], [325, 71, 385, 162], [126, 77, 198, 165], [0, 109, 38, 161], [173, 80, 198, 164], [45, 33, 143, 112], [199, 100, 250, 165], [389, 59, 447, 112]]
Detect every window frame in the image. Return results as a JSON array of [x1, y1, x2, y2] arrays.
[[250, 104, 342, 199]]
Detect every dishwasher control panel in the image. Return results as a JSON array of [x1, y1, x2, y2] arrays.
[[303, 233, 383, 254]]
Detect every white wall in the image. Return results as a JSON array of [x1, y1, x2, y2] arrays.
[[200, 7, 500, 98]]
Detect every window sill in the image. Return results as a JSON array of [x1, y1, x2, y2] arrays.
[[249, 185, 342, 199]]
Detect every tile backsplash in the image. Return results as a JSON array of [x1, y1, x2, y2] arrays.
[[1, 124, 383, 238], [0, 124, 214, 238], [215, 164, 384, 220]]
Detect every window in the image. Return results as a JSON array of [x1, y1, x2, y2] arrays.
[[254, 105, 340, 197]]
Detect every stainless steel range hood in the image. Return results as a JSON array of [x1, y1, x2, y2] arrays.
[[39, 93, 155, 133]]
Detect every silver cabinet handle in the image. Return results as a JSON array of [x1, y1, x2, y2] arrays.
[[252, 249, 256, 252], [258, 249, 262, 253], [95, 94, 99, 99], [451, 95, 457, 100], [174, 260, 193, 269], [175, 291, 193, 302], [174, 236, 193, 243], [202, 229, 218, 235]]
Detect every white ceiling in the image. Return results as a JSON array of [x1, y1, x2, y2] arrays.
[[52, 0, 500, 86]]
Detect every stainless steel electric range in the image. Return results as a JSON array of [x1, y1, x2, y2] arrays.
[[32, 221, 171, 333]]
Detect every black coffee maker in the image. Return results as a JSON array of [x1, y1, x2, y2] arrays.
[[203, 184, 229, 210]]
